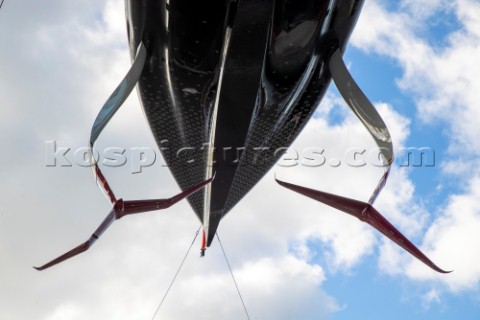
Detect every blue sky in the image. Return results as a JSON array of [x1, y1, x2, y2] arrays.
[[322, 1, 480, 318], [1, 1, 480, 319]]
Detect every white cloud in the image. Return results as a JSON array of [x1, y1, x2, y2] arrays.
[[407, 175, 480, 292], [47, 303, 84, 320], [353, 0, 480, 157], [3, 0, 479, 319], [272, 93, 425, 272], [152, 255, 337, 320], [352, 0, 480, 294], [0, 1, 344, 319], [421, 288, 442, 310]]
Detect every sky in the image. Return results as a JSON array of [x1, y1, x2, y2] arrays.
[[1, 0, 480, 319]]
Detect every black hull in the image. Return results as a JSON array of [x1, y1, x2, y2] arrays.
[[125, 0, 365, 244]]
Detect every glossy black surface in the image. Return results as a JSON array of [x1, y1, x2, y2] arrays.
[[125, 0, 365, 245]]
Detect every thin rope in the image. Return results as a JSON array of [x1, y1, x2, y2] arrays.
[[150, 227, 200, 320], [0, 0, 5, 10], [216, 233, 251, 320]]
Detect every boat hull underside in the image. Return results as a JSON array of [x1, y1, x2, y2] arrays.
[[125, 0, 365, 245]]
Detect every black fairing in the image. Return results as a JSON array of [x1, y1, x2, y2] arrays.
[[125, 0, 365, 245]]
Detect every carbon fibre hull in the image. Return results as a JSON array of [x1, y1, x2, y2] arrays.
[[125, 0, 365, 245]]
